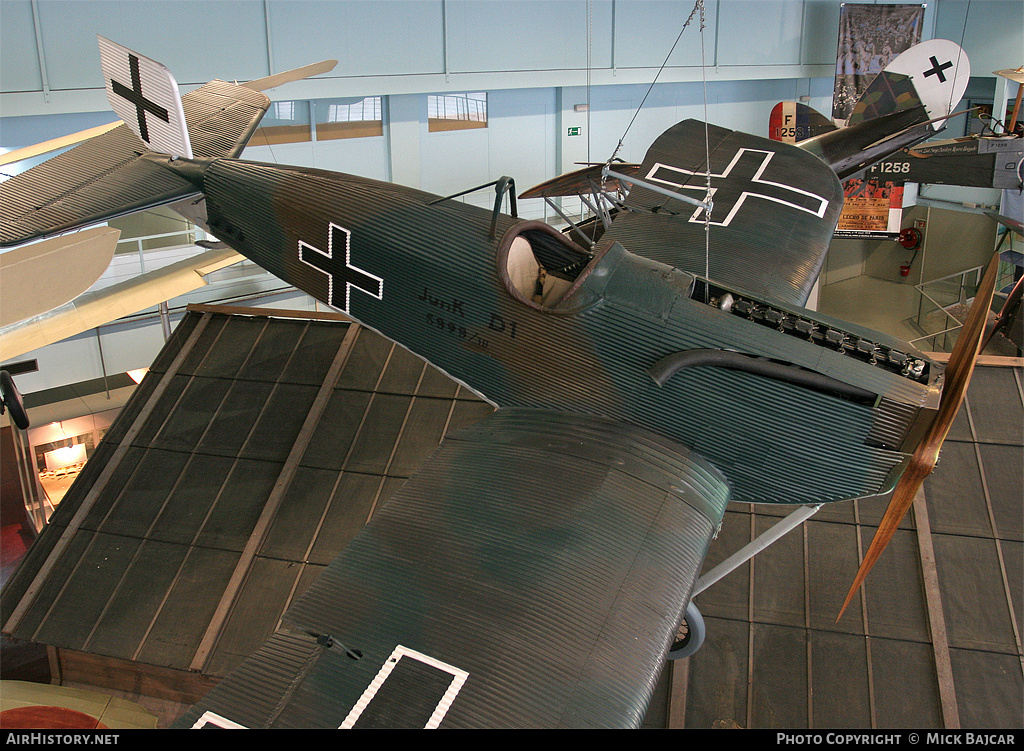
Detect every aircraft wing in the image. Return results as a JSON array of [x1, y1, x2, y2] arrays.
[[0, 246, 242, 363], [174, 408, 730, 729], [0, 227, 119, 329], [601, 119, 844, 307]]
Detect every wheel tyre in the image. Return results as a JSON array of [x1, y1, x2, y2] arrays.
[[667, 601, 705, 660]]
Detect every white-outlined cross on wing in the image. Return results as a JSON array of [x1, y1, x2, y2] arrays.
[[299, 222, 384, 313], [645, 149, 831, 227]]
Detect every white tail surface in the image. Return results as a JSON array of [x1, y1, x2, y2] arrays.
[[886, 39, 971, 124], [98, 35, 192, 159]]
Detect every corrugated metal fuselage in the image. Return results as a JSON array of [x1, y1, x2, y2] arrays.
[[190, 157, 940, 506]]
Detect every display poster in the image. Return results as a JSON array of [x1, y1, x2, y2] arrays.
[[835, 178, 905, 239], [831, 3, 925, 124], [832, 3, 924, 239]]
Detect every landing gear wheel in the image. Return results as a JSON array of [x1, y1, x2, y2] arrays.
[[667, 602, 705, 660], [0, 370, 30, 430]]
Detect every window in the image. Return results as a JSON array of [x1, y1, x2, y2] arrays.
[[252, 100, 311, 144], [315, 97, 384, 140], [428, 92, 487, 132]]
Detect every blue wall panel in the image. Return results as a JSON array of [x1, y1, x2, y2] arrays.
[[267, 0, 445, 77]]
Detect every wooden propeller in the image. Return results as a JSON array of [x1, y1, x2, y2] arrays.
[[837, 252, 1000, 620], [982, 274, 1023, 351]]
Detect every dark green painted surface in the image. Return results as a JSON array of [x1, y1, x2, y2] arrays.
[[190, 133, 939, 508]]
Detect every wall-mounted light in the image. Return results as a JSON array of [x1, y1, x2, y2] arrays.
[[45, 442, 86, 471]]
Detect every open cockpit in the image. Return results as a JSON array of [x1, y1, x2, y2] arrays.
[[498, 221, 594, 310]]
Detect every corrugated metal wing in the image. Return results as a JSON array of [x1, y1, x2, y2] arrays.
[[602, 120, 845, 307], [175, 408, 730, 728]]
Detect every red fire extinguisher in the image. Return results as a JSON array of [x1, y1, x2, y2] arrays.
[[898, 227, 922, 276]]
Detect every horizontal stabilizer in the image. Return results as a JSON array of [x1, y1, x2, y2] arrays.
[[0, 58, 335, 168], [0, 123, 121, 167], [0, 227, 120, 329], [1, 79, 269, 249], [243, 59, 338, 91]]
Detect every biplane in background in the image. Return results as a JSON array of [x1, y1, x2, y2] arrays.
[[769, 39, 1022, 191], [0, 32, 1000, 728]]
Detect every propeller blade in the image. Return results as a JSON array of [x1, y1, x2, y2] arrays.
[[837, 252, 1000, 620], [982, 274, 1023, 350], [0, 122, 121, 167]]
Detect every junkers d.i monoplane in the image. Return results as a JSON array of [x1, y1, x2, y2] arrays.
[[0, 33, 996, 729]]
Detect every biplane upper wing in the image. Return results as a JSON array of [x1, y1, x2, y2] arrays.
[[173, 408, 730, 729], [601, 120, 845, 308]]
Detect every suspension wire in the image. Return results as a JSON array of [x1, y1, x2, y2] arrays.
[[608, 0, 705, 165], [600, 1, 714, 300], [696, 0, 712, 295], [586, 0, 593, 165], [948, 0, 971, 123]]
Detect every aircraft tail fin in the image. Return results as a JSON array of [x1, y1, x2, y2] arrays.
[[768, 39, 970, 178], [846, 39, 970, 128], [795, 39, 970, 179], [1, 40, 271, 249], [768, 102, 838, 144], [98, 36, 194, 160]]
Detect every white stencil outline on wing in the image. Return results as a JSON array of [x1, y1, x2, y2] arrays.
[[339, 645, 469, 729], [190, 710, 247, 729], [646, 149, 830, 226]]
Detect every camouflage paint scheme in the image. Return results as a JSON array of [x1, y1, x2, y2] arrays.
[[0, 52, 951, 725], [177, 129, 939, 508]]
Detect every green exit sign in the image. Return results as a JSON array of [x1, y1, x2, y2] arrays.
[[567, 127, 582, 137]]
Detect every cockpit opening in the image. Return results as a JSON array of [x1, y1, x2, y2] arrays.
[[498, 221, 593, 310]]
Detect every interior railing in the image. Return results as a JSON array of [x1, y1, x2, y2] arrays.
[[908, 259, 1018, 352]]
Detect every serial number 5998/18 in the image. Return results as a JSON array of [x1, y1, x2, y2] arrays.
[[425, 312, 490, 349], [426, 312, 467, 338]]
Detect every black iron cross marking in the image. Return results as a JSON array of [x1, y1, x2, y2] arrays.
[[646, 149, 829, 226], [299, 222, 383, 313], [110, 54, 169, 144], [923, 56, 953, 83]]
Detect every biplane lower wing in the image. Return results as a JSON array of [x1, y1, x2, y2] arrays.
[[174, 408, 730, 729], [602, 120, 844, 308]]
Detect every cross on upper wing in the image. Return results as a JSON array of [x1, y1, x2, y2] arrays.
[[645, 148, 830, 226], [600, 120, 844, 307]]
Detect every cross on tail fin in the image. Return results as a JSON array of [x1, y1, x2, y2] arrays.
[[98, 35, 192, 159]]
